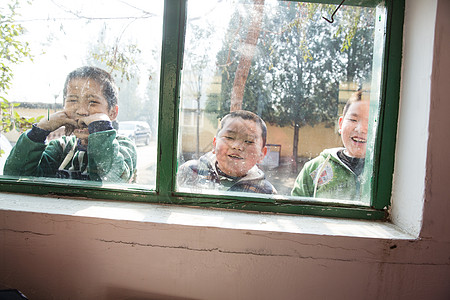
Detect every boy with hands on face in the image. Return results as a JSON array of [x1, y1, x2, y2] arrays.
[[4, 66, 137, 182], [177, 110, 276, 194]]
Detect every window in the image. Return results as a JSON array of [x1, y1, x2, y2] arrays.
[[0, 0, 162, 188], [0, 0, 404, 220]]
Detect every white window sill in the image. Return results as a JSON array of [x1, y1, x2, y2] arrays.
[[0, 192, 415, 240]]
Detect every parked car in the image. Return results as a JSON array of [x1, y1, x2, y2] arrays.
[[118, 121, 152, 146]]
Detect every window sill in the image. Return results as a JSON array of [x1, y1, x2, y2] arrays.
[[0, 192, 415, 240]]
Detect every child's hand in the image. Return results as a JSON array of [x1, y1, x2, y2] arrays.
[[71, 113, 111, 145], [36, 111, 78, 132], [77, 113, 111, 128]]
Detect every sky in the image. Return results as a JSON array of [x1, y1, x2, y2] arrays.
[[7, 0, 165, 104], [6, 0, 269, 107], [6, 0, 235, 105]]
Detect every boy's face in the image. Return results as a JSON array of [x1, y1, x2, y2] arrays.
[[338, 101, 370, 158], [64, 78, 118, 142], [213, 117, 267, 177]]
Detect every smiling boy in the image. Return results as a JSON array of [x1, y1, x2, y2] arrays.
[[177, 110, 276, 194], [291, 90, 370, 200], [4, 66, 137, 182]]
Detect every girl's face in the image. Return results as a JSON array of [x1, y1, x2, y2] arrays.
[[338, 101, 370, 158]]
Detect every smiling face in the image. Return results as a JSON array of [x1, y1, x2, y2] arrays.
[[213, 117, 267, 177], [64, 77, 117, 142], [338, 101, 370, 158]]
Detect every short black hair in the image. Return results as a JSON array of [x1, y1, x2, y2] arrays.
[[342, 90, 370, 117], [218, 110, 267, 148], [63, 66, 118, 109]]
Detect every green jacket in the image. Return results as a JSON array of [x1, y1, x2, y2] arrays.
[[4, 123, 137, 183], [291, 148, 362, 200]]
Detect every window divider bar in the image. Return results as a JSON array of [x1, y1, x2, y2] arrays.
[[373, 0, 405, 210], [156, 0, 187, 198]]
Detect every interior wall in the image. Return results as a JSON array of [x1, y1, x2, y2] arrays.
[[1, 200, 449, 300], [1, 0, 450, 299], [422, 0, 450, 241], [389, 0, 436, 236]]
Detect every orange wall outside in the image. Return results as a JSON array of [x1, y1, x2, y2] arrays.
[[180, 118, 342, 159], [265, 123, 342, 159]]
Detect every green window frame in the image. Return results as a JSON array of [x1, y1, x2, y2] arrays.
[[0, 0, 405, 220]]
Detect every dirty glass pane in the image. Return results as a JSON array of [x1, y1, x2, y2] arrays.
[[176, 0, 385, 205], [0, 0, 162, 188]]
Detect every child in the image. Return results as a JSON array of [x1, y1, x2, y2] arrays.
[[177, 110, 276, 194], [4, 66, 137, 182], [291, 91, 370, 200]]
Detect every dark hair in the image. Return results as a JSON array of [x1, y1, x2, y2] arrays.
[[63, 66, 118, 109], [218, 110, 267, 148], [342, 90, 370, 117]]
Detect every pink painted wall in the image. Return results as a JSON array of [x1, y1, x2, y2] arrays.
[[1, 1, 450, 299], [423, 0, 450, 242], [1, 208, 448, 300]]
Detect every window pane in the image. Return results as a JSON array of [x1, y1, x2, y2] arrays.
[[177, 0, 385, 205], [0, 0, 163, 188]]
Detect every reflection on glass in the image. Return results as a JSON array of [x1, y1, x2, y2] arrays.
[[177, 0, 385, 204], [0, 0, 163, 188]]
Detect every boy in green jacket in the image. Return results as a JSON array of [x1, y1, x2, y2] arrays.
[[291, 91, 369, 200], [4, 66, 137, 183]]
